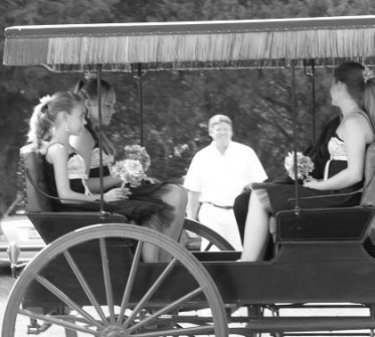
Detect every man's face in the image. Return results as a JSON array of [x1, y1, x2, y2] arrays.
[[209, 122, 233, 146]]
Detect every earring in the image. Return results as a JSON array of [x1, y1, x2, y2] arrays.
[[64, 122, 70, 133]]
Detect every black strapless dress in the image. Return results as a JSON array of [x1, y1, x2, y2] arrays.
[[252, 160, 362, 214], [43, 155, 173, 227]]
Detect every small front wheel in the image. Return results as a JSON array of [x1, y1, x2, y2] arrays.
[[183, 218, 235, 251]]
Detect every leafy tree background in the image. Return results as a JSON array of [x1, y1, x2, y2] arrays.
[[1, 0, 375, 215]]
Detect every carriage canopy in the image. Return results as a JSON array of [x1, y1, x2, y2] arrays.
[[4, 15, 375, 72]]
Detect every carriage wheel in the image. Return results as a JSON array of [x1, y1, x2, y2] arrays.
[[182, 218, 235, 251], [2, 223, 228, 337]]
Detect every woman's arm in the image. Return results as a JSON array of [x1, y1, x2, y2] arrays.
[[88, 173, 122, 192], [48, 144, 126, 203], [304, 115, 368, 191]]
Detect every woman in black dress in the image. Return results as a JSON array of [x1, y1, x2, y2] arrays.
[[26, 91, 184, 262], [240, 62, 375, 261], [70, 77, 187, 261], [233, 115, 341, 243]]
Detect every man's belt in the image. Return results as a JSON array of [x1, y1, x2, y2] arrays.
[[204, 202, 233, 210]]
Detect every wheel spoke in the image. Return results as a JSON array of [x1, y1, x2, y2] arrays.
[[204, 241, 214, 251], [123, 258, 177, 329], [64, 250, 108, 325], [35, 275, 103, 329], [3, 224, 228, 337], [117, 240, 143, 324], [131, 324, 216, 337], [128, 287, 203, 332], [99, 238, 115, 323], [19, 309, 99, 335]]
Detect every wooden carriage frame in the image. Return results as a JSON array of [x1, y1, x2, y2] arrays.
[[3, 15, 375, 337]]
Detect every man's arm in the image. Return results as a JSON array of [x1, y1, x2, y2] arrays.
[[186, 190, 200, 220]]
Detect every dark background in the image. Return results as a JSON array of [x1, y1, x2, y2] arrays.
[[1, 0, 375, 215]]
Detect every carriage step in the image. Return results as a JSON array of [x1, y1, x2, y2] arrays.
[[241, 316, 375, 333]]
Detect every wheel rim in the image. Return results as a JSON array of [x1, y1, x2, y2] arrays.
[[2, 223, 228, 337], [183, 219, 235, 251]]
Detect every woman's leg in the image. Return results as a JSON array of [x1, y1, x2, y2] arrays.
[[233, 191, 251, 244], [240, 192, 270, 261], [157, 183, 188, 241], [142, 183, 187, 262]]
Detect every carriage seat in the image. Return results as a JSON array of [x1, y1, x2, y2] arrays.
[[20, 144, 53, 213], [20, 144, 128, 244], [275, 142, 375, 244]]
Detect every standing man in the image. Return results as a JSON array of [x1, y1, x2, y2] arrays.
[[184, 114, 267, 251]]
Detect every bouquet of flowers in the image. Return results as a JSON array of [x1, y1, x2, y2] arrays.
[[284, 151, 315, 182], [111, 145, 151, 187], [123, 145, 151, 172]]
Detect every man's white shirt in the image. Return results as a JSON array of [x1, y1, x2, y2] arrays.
[[184, 141, 267, 206]]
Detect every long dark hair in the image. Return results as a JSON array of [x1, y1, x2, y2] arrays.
[[334, 61, 375, 129], [333, 61, 365, 105], [73, 76, 113, 102], [363, 77, 375, 129], [73, 76, 116, 156]]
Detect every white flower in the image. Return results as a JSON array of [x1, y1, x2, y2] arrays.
[[39, 95, 52, 105], [110, 159, 146, 187], [284, 151, 314, 181], [124, 144, 151, 172], [363, 65, 375, 83], [110, 144, 151, 188]]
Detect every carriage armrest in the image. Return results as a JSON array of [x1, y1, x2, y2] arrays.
[[27, 211, 129, 244], [275, 207, 375, 243]]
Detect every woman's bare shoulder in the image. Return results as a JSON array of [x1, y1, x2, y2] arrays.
[[71, 127, 95, 151], [342, 112, 373, 142], [343, 112, 369, 128]]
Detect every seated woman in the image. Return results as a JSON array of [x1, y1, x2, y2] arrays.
[[240, 61, 375, 261], [69, 77, 187, 259], [26, 91, 183, 262], [233, 115, 341, 243]]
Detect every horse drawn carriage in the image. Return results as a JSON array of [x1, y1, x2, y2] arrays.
[[3, 15, 375, 337]]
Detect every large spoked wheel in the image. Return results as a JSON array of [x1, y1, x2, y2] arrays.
[[183, 218, 235, 251], [2, 223, 228, 337]]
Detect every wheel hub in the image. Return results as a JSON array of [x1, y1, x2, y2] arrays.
[[100, 325, 127, 337]]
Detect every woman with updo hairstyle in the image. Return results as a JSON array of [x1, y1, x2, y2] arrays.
[[27, 91, 128, 202], [239, 61, 375, 262], [27, 91, 80, 148], [70, 76, 187, 259], [26, 90, 185, 262]]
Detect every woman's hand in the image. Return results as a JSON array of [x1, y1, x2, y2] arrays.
[[104, 187, 131, 202], [303, 178, 323, 190]]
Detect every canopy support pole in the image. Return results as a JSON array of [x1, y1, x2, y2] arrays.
[[304, 59, 316, 143], [291, 63, 300, 214], [311, 60, 316, 143], [96, 64, 105, 214], [132, 63, 144, 146]]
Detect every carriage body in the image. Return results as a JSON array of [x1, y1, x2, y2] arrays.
[[3, 15, 375, 336]]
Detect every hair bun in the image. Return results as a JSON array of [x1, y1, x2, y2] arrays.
[[84, 71, 97, 81], [39, 95, 52, 105], [362, 65, 375, 83]]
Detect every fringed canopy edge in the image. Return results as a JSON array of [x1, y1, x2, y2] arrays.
[[4, 15, 375, 71]]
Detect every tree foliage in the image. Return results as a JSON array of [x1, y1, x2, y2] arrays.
[[0, 0, 374, 214]]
